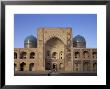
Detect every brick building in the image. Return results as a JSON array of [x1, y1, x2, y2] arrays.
[[14, 28, 97, 73]]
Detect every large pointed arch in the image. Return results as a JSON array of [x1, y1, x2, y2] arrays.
[[45, 36, 65, 71], [44, 34, 67, 45], [45, 36, 65, 45]]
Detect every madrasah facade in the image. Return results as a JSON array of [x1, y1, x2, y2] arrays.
[[14, 28, 97, 73]]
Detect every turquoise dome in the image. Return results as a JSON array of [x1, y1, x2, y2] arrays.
[[73, 35, 86, 43], [24, 35, 37, 43], [24, 35, 37, 48]]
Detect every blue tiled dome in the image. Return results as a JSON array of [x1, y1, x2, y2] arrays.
[[24, 35, 37, 43], [73, 35, 86, 43], [24, 35, 37, 48]]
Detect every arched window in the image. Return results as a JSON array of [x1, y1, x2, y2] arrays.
[[29, 63, 34, 71], [14, 63, 17, 71], [83, 51, 89, 58], [20, 62, 26, 71], [93, 52, 97, 59], [14, 52, 17, 59], [30, 52, 35, 59], [52, 52, 57, 58], [20, 52, 27, 59], [75, 52, 80, 58], [83, 62, 90, 71]]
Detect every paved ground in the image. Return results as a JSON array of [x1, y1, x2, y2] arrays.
[[15, 71, 97, 76]]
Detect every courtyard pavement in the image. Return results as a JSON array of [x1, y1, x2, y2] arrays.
[[15, 71, 97, 76]]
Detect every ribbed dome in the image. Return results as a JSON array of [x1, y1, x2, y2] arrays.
[[73, 35, 86, 43], [24, 35, 37, 48]]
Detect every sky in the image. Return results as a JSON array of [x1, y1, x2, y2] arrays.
[[14, 14, 97, 48]]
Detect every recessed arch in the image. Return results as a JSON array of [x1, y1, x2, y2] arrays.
[[45, 36, 65, 45], [52, 52, 57, 59], [83, 61, 90, 71], [14, 63, 17, 71], [30, 52, 35, 59], [45, 37, 65, 71], [20, 52, 27, 59], [20, 62, 26, 71], [93, 52, 97, 59], [29, 63, 34, 71], [83, 51, 89, 58], [14, 52, 17, 59], [45, 34, 66, 45], [75, 51, 80, 58]]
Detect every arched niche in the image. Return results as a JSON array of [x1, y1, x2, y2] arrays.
[[75, 52, 80, 58], [20, 52, 27, 59], [83, 61, 90, 71], [30, 52, 35, 59], [45, 37, 65, 71], [14, 52, 17, 59], [83, 51, 89, 58], [93, 52, 97, 59], [14, 63, 17, 71], [29, 63, 34, 71], [20, 62, 26, 71], [52, 52, 57, 59], [44, 34, 67, 45]]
